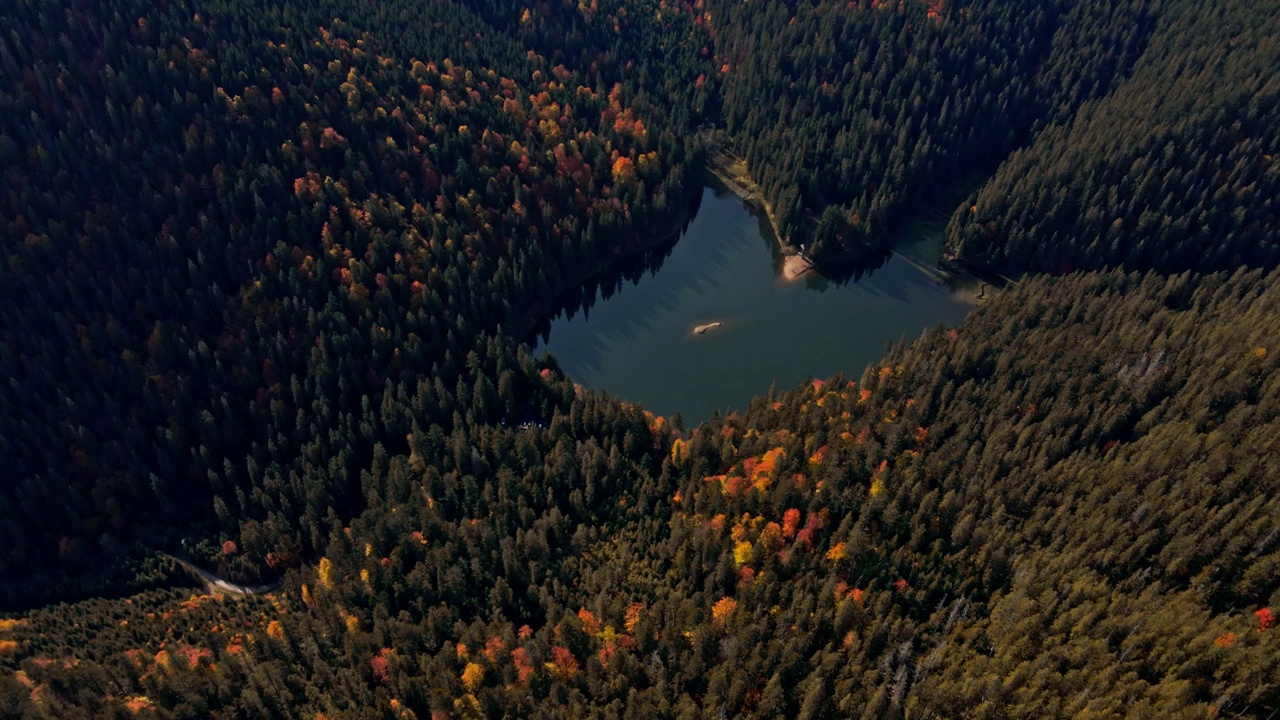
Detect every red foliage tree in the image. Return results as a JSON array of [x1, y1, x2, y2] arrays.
[[1257, 607, 1275, 632], [782, 508, 801, 539], [511, 647, 535, 684], [370, 648, 392, 683], [549, 646, 579, 677]]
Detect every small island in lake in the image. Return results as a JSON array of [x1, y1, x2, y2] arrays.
[[692, 321, 723, 335]]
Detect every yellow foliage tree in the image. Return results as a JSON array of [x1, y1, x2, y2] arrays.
[[461, 662, 484, 692], [670, 437, 688, 463], [318, 557, 333, 588], [870, 459, 888, 496], [826, 542, 846, 562]]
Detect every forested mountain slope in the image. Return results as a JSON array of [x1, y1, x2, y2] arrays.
[[1, 0, 1278, 717], [4, 0, 1277, 587], [946, 0, 1280, 273], [702, 0, 1277, 274], [3, 271, 1278, 717], [0, 0, 700, 586], [703, 0, 1162, 260]]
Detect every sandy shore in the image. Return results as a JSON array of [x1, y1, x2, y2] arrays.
[[692, 321, 723, 335], [782, 254, 813, 281]]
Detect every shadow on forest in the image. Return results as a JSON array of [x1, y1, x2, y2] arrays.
[[526, 187, 748, 377]]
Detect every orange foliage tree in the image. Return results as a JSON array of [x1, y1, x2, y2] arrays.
[[611, 156, 636, 184], [625, 602, 644, 634], [548, 646, 579, 677], [578, 608, 602, 636], [711, 596, 738, 629], [782, 508, 801, 539]]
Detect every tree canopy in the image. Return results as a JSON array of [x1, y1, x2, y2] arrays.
[[1, 0, 1277, 716]]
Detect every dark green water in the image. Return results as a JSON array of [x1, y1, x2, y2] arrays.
[[534, 183, 973, 422]]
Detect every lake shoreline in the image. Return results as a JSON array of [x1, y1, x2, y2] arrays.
[[704, 150, 788, 246], [701, 137, 822, 283], [890, 250, 994, 305], [704, 151, 818, 282], [701, 133, 1006, 297], [514, 182, 700, 342], [521, 139, 817, 343], [535, 185, 975, 423]]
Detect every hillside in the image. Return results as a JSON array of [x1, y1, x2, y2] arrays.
[[3, 271, 1278, 717], [1, 0, 1278, 716], [945, 0, 1280, 273]]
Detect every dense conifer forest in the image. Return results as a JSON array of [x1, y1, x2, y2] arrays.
[[1, 0, 1277, 717]]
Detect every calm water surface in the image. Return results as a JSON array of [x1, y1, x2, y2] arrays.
[[534, 183, 973, 422]]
